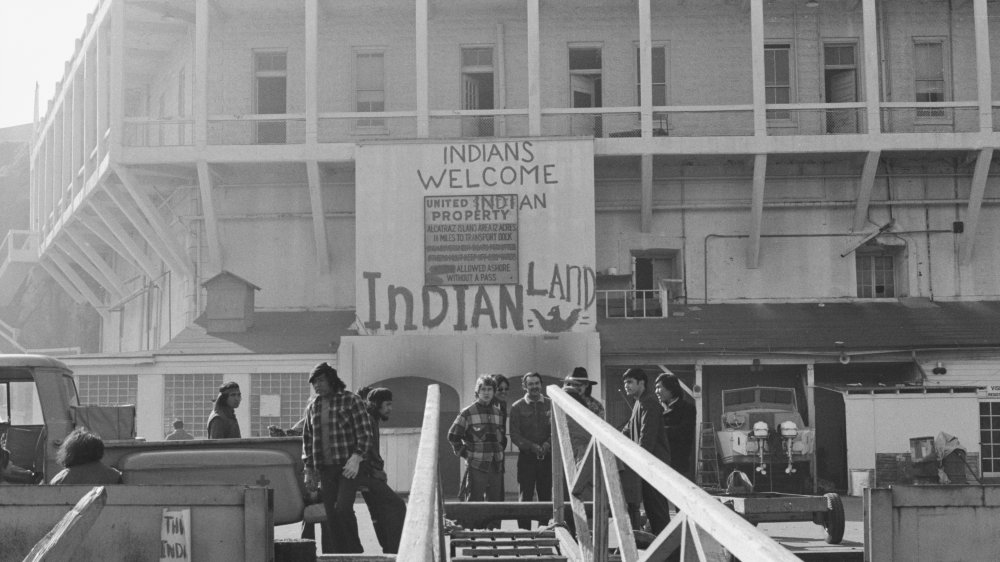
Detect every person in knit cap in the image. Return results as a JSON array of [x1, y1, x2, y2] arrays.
[[358, 386, 406, 553], [207, 381, 242, 439]]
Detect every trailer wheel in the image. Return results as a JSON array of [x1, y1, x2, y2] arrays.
[[823, 492, 845, 544]]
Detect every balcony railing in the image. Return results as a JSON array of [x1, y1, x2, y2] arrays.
[[318, 112, 417, 141], [0, 231, 38, 264], [207, 114, 307, 145], [766, 104, 868, 136], [123, 118, 195, 147], [428, 109, 529, 139], [597, 289, 669, 319], [881, 102, 982, 133]]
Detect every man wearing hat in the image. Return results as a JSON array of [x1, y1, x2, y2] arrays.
[[302, 362, 382, 554], [358, 386, 406, 553], [207, 381, 242, 439]]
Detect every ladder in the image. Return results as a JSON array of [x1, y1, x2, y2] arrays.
[[696, 422, 722, 489]]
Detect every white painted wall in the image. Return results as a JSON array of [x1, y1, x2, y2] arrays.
[[844, 392, 980, 471]]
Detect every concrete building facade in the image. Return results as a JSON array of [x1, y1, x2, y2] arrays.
[[2, 0, 1000, 492]]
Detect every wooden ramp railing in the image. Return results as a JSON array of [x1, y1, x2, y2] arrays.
[[23, 486, 107, 562], [549, 385, 799, 562], [397, 384, 445, 562]]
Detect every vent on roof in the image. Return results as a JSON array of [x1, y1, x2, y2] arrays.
[[201, 271, 260, 333]]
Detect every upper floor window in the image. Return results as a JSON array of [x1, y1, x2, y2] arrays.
[[856, 242, 905, 298], [461, 46, 494, 136], [635, 45, 667, 107], [569, 46, 602, 109], [914, 40, 946, 119], [765, 44, 791, 120], [253, 50, 287, 144], [355, 51, 385, 130]]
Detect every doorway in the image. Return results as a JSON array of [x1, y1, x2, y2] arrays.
[[824, 43, 859, 133], [461, 47, 495, 137]]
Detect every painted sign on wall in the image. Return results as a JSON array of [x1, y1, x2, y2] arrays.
[[356, 139, 596, 334]]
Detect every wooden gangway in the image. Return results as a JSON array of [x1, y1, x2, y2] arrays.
[[396, 384, 802, 562]]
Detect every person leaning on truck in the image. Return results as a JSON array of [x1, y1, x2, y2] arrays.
[[49, 427, 123, 485], [302, 362, 379, 554], [207, 381, 242, 439]]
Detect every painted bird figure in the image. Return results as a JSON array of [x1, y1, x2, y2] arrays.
[[531, 305, 581, 333]]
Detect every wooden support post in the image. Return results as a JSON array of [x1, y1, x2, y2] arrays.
[[641, 154, 653, 233], [24, 486, 107, 562], [638, 0, 652, 138], [196, 160, 222, 274], [747, 154, 766, 268], [973, 0, 993, 132], [306, 160, 330, 274], [113, 165, 194, 278], [961, 147, 994, 264], [861, 0, 881, 134], [852, 151, 881, 232]]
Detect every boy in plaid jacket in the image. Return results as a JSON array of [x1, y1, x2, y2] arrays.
[[448, 375, 507, 504]]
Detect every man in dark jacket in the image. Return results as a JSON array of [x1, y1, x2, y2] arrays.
[[508, 372, 552, 529], [621, 367, 672, 534], [358, 386, 406, 553], [654, 372, 697, 479]]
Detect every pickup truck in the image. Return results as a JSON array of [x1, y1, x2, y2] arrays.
[[0, 354, 307, 523]]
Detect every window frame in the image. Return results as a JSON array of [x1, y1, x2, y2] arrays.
[[764, 42, 794, 123], [912, 37, 951, 123], [352, 47, 388, 134], [855, 242, 907, 299], [252, 49, 289, 144], [568, 43, 604, 109]]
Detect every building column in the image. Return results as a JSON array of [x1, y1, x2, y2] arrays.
[[415, 0, 429, 137], [137, 374, 165, 441], [304, 0, 318, 144], [109, 0, 124, 159], [527, 0, 540, 135], [749, 0, 766, 137], [638, 0, 652, 137], [195, 0, 209, 148], [861, 0, 881, 134], [973, 0, 993, 132], [641, 154, 653, 232], [229, 373, 253, 436]]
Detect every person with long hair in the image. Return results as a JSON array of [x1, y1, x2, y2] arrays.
[[49, 427, 122, 485], [448, 375, 506, 510], [207, 381, 242, 439], [654, 372, 696, 480]]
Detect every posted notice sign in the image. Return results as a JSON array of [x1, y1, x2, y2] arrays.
[[160, 508, 191, 562], [424, 194, 518, 285]]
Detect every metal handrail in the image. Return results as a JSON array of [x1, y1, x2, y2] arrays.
[[548, 385, 799, 562], [397, 384, 444, 562]]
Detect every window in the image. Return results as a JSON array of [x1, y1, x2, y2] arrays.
[[460, 47, 494, 136], [77, 375, 137, 407], [765, 44, 791, 120], [249, 373, 311, 438], [253, 50, 287, 144], [979, 401, 1000, 476], [914, 40, 945, 118], [570, 46, 602, 136], [856, 245, 901, 298], [356, 51, 385, 130], [635, 46, 666, 106], [824, 43, 858, 133], [164, 374, 223, 439]]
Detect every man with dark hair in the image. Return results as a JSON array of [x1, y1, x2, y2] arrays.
[[50, 427, 122, 485], [508, 371, 552, 529], [302, 362, 381, 554], [207, 381, 242, 439], [654, 372, 697, 479], [360, 386, 406, 553], [621, 367, 672, 535], [448, 375, 506, 506], [165, 419, 194, 441]]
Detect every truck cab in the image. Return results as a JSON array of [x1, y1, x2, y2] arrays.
[[0, 354, 78, 482]]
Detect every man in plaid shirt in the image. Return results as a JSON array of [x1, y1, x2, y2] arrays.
[[303, 362, 397, 554], [448, 375, 506, 505]]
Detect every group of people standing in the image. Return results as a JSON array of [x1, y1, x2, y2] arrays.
[[446, 366, 697, 536]]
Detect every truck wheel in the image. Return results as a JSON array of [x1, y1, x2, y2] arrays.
[[823, 492, 845, 544]]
